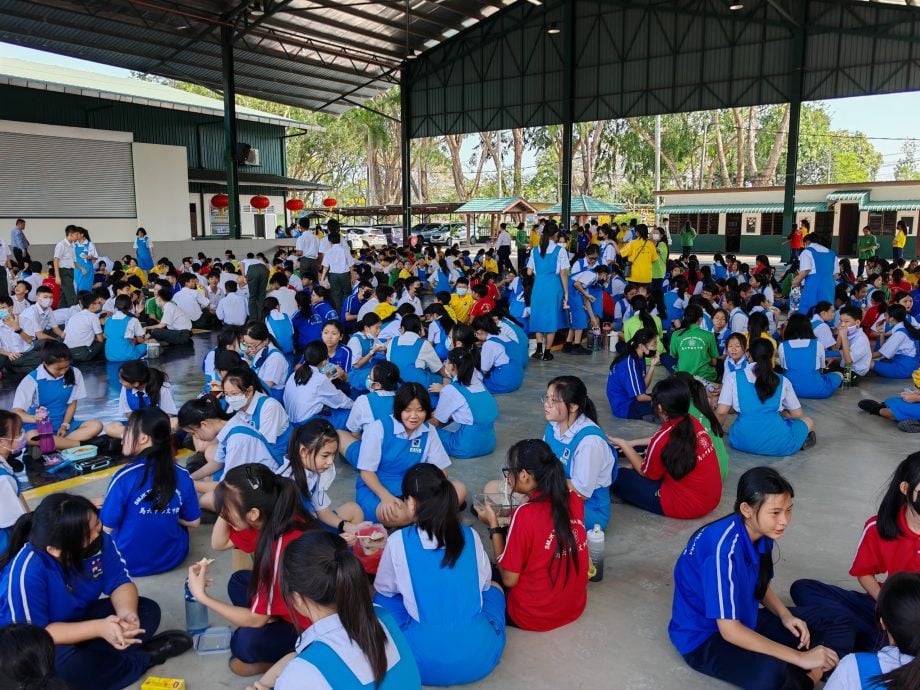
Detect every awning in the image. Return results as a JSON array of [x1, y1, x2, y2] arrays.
[[658, 202, 828, 214], [542, 195, 626, 215], [454, 197, 537, 214], [187, 169, 330, 191], [862, 200, 920, 211], [826, 190, 871, 202]]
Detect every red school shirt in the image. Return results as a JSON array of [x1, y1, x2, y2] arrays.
[[849, 507, 920, 578], [230, 525, 312, 628], [469, 297, 495, 319], [498, 491, 589, 632], [642, 416, 722, 519]]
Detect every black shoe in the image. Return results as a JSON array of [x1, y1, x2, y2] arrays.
[[542, 351, 554, 361], [570, 345, 593, 355], [801, 431, 817, 451], [858, 399, 884, 416], [531, 349, 544, 360], [562, 342, 573, 353], [141, 630, 193, 666]]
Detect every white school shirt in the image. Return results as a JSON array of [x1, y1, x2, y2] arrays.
[[346, 333, 382, 365], [53, 306, 79, 328], [268, 288, 298, 317], [846, 328, 872, 376], [385, 332, 442, 373], [0, 456, 25, 528], [776, 338, 825, 370], [357, 417, 450, 473], [237, 393, 289, 445], [118, 384, 179, 417], [275, 611, 405, 690], [52, 239, 75, 269], [879, 323, 917, 359], [13, 365, 87, 411], [812, 319, 836, 350], [495, 229, 512, 249], [545, 415, 615, 497], [10, 295, 28, 317], [275, 460, 334, 512], [216, 292, 248, 326], [18, 304, 54, 337], [108, 311, 145, 339], [345, 390, 395, 434], [718, 364, 801, 413], [610, 274, 627, 297], [173, 287, 208, 322], [479, 337, 510, 373], [24, 274, 43, 301], [799, 243, 840, 275], [216, 416, 275, 474], [396, 292, 423, 316], [526, 241, 569, 273], [600, 241, 617, 266], [158, 301, 191, 331], [824, 647, 914, 690], [0, 323, 31, 354], [374, 526, 492, 622], [728, 308, 749, 335], [63, 309, 102, 348], [282, 367, 353, 423], [296, 231, 320, 258], [321, 243, 355, 274], [356, 297, 380, 321], [101, 296, 117, 314], [203, 285, 224, 311], [433, 378, 487, 426]]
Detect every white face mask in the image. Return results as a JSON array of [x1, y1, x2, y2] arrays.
[[38, 297, 52, 308], [225, 394, 248, 411], [456, 287, 468, 296], [651, 233, 661, 241]]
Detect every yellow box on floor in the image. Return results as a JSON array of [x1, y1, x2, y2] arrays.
[[140, 678, 186, 690]]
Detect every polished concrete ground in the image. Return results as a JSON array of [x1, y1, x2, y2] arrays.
[[2, 334, 914, 690]]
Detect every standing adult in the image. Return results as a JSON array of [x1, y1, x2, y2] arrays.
[[73, 227, 97, 294], [53, 225, 79, 308], [133, 227, 154, 272], [495, 223, 513, 275], [856, 225, 878, 279], [9, 218, 29, 268], [514, 222, 529, 273], [792, 234, 839, 315], [619, 224, 659, 287], [0, 231, 9, 298], [679, 221, 697, 259], [527, 222, 569, 361], [320, 221, 355, 315], [246, 254, 270, 322], [295, 218, 323, 279], [893, 220, 908, 262]]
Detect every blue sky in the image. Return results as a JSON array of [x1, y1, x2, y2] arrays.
[[3, 42, 918, 180]]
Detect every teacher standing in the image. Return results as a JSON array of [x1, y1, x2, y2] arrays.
[[527, 222, 569, 361], [792, 234, 838, 315]]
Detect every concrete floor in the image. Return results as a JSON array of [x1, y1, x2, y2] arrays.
[[2, 333, 914, 690]]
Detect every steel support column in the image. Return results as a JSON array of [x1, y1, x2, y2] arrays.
[[221, 25, 242, 239], [781, 1, 809, 240], [400, 65, 412, 246], [560, 0, 576, 230]]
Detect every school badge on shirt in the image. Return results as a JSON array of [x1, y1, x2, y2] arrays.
[[90, 556, 103, 579], [409, 438, 422, 453]]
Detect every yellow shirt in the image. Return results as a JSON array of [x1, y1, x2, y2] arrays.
[[124, 266, 148, 286], [449, 293, 474, 324], [483, 258, 498, 274], [529, 230, 541, 248], [398, 269, 412, 280], [893, 230, 907, 249], [620, 238, 659, 284]]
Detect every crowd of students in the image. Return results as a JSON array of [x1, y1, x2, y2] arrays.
[[0, 216, 917, 690]]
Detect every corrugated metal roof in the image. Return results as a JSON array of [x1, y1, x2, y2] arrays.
[[826, 190, 871, 202], [455, 197, 536, 213], [0, 0, 512, 115], [543, 195, 625, 215], [862, 200, 920, 211], [188, 168, 330, 190], [658, 203, 828, 214]]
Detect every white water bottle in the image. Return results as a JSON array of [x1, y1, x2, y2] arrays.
[[587, 524, 605, 582]]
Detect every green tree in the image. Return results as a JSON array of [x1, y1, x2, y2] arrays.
[[894, 140, 920, 181]]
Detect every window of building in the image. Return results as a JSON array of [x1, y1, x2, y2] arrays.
[[868, 211, 897, 236], [667, 213, 718, 236], [760, 212, 785, 236], [813, 211, 834, 238]]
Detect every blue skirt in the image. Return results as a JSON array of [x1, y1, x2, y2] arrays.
[[437, 423, 496, 459], [483, 363, 523, 394], [528, 274, 563, 333], [729, 415, 809, 457], [789, 372, 842, 399], [884, 395, 920, 421], [874, 354, 916, 379]]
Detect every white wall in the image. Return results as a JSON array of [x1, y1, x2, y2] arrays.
[[133, 143, 189, 243], [197, 192, 284, 238]]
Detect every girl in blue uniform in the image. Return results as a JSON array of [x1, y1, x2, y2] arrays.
[[493, 302, 530, 368], [264, 296, 295, 357], [13, 341, 103, 452], [283, 342, 353, 429], [338, 383, 465, 528], [429, 348, 499, 459], [472, 315, 524, 394], [293, 287, 338, 351], [385, 314, 445, 390], [374, 463, 505, 685], [100, 408, 200, 576], [527, 223, 569, 361], [716, 339, 816, 457], [221, 366, 292, 465], [542, 375, 616, 530], [133, 227, 154, 271], [266, 531, 421, 690], [277, 419, 365, 534], [606, 328, 659, 419], [423, 303, 455, 361], [73, 229, 96, 294], [0, 411, 28, 554], [103, 294, 148, 362], [723, 333, 749, 377], [201, 326, 242, 391], [669, 467, 850, 690], [321, 320, 352, 374], [507, 270, 531, 334], [103, 360, 179, 440], [345, 361, 400, 440], [346, 313, 386, 393], [871, 304, 920, 378], [241, 322, 289, 401], [777, 314, 843, 399], [0, 494, 189, 690]]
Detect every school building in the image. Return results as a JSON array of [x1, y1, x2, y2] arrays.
[[0, 57, 326, 257], [658, 181, 920, 258]]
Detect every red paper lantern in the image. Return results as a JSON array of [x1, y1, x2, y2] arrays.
[[211, 193, 229, 209], [322, 197, 337, 208], [285, 198, 305, 212], [250, 195, 270, 211]]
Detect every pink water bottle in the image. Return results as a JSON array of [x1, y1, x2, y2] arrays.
[[35, 408, 55, 455]]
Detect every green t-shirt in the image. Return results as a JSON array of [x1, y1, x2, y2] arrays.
[[669, 324, 718, 381], [857, 234, 878, 260], [689, 402, 729, 480], [515, 229, 529, 248], [652, 242, 669, 280], [680, 226, 697, 247], [144, 297, 162, 321], [624, 313, 664, 354]]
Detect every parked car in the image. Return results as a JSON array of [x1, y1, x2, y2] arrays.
[[344, 226, 387, 248], [373, 224, 403, 246]]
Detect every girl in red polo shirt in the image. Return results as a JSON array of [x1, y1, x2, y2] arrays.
[[790, 451, 920, 651], [608, 376, 722, 519], [186, 463, 319, 676], [476, 438, 588, 632]]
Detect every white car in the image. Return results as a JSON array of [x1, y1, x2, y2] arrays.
[[344, 226, 387, 248]]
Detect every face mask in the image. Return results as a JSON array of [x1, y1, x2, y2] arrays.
[[651, 233, 661, 241], [847, 325, 860, 336], [911, 488, 920, 517], [456, 287, 468, 296], [81, 533, 104, 560], [0, 309, 8, 320], [38, 297, 52, 308], [225, 394, 248, 411], [239, 343, 249, 354]]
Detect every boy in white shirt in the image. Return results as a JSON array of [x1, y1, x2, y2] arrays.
[[0, 296, 41, 372], [173, 273, 215, 329], [10, 281, 30, 316], [835, 305, 872, 377], [145, 287, 192, 344], [63, 292, 105, 362], [19, 286, 63, 341], [267, 273, 298, 316], [216, 280, 249, 326]]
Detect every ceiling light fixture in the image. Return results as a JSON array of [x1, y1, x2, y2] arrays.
[[250, 0, 265, 16], [546, 22, 561, 34], [729, 2, 744, 9], [526, 0, 543, 5]]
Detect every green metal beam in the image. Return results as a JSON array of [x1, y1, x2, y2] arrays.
[[221, 25, 242, 239]]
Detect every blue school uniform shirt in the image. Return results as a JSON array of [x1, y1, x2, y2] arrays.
[[0, 533, 131, 627], [327, 344, 353, 372], [100, 460, 201, 577], [669, 513, 774, 656], [606, 355, 647, 417]]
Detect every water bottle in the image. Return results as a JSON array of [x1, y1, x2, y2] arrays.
[[587, 524, 605, 582], [590, 327, 602, 352], [35, 408, 55, 456], [842, 363, 853, 390], [184, 578, 209, 635], [789, 286, 801, 314]]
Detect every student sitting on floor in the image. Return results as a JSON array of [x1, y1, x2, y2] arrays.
[[609, 376, 722, 520], [0, 295, 42, 372], [13, 341, 103, 452], [201, 326, 242, 390], [669, 305, 719, 383], [0, 494, 190, 690], [100, 408, 200, 577], [186, 464, 319, 678], [144, 287, 192, 345], [375, 463, 506, 686], [241, 321, 289, 401], [722, 332, 749, 378], [346, 313, 386, 393], [62, 291, 105, 362], [674, 372, 729, 480], [790, 452, 920, 652], [283, 341, 354, 429], [0, 624, 70, 690], [472, 315, 524, 394], [606, 328, 659, 420], [871, 304, 919, 379], [859, 369, 920, 432], [834, 305, 872, 379], [428, 348, 499, 459], [264, 296, 295, 357], [0, 411, 29, 553], [173, 272, 214, 330], [669, 468, 850, 690], [103, 294, 148, 362], [222, 365, 292, 465], [823, 571, 920, 690], [103, 360, 179, 440], [19, 285, 63, 344], [716, 339, 816, 457], [423, 303, 455, 361], [777, 313, 843, 399], [475, 439, 588, 632], [293, 287, 338, 352], [345, 361, 400, 439], [216, 279, 248, 327], [385, 314, 445, 390], [321, 320, 352, 376]]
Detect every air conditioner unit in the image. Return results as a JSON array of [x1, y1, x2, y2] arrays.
[[244, 148, 260, 166]]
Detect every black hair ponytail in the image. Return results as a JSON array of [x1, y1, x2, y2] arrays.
[[887, 304, 920, 340], [126, 408, 176, 512], [612, 327, 657, 369], [748, 338, 779, 402], [651, 377, 696, 481], [548, 375, 598, 423], [0, 624, 70, 690], [294, 341, 328, 385], [369, 360, 401, 391], [402, 464, 464, 568], [675, 304, 703, 336], [1, 493, 97, 572], [446, 347, 477, 387], [119, 360, 167, 407], [673, 372, 724, 438], [629, 294, 658, 335], [877, 452, 920, 541], [871, 571, 920, 690]]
